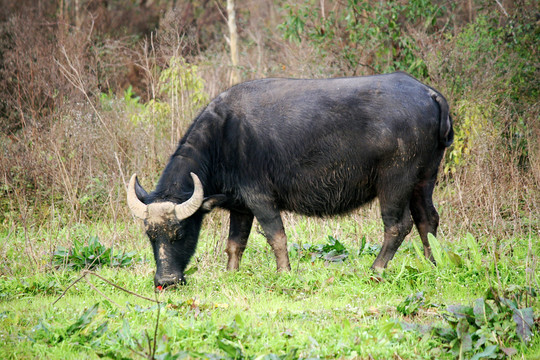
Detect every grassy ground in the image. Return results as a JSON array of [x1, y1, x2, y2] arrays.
[[0, 210, 538, 359]]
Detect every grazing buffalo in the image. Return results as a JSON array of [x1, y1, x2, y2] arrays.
[[127, 72, 453, 288]]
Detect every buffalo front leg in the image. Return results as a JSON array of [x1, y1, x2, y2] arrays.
[[225, 211, 254, 271], [251, 205, 291, 271]]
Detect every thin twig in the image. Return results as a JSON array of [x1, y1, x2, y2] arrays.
[[494, 0, 509, 17], [84, 276, 124, 309], [55, 46, 127, 158], [85, 271, 159, 303], [114, 151, 127, 193], [212, 0, 228, 23], [146, 331, 152, 357], [152, 291, 161, 358], [52, 272, 87, 306], [52, 270, 159, 306], [128, 348, 148, 359]]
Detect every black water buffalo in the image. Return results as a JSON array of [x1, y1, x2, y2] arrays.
[[127, 72, 453, 288]]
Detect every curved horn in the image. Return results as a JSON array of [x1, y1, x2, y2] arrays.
[[127, 174, 148, 220], [174, 173, 204, 220]]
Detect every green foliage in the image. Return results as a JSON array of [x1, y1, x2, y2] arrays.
[[279, 0, 446, 77], [451, 13, 538, 103], [444, 101, 496, 174], [216, 317, 244, 359], [409, 233, 488, 272], [32, 303, 108, 345], [131, 56, 208, 127], [397, 286, 537, 359], [432, 286, 537, 359], [436, 11, 538, 173], [290, 235, 348, 262], [53, 236, 137, 270], [357, 235, 382, 256], [397, 291, 428, 316], [0, 275, 63, 300], [2, 227, 538, 359], [465, 233, 483, 271]]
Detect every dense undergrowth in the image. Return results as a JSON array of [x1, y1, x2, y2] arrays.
[[0, 0, 539, 358]]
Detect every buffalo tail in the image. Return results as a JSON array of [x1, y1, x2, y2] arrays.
[[430, 90, 454, 148]]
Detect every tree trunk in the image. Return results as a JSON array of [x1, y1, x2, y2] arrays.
[[227, 0, 240, 86]]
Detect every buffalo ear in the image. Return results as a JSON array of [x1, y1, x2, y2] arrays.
[[201, 195, 227, 212]]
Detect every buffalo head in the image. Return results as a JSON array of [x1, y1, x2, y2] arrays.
[[127, 173, 205, 288]]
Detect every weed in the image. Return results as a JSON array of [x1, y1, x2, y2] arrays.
[[357, 235, 382, 257], [31, 303, 108, 345], [397, 292, 429, 316], [0, 275, 63, 300], [398, 286, 539, 359], [53, 236, 138, 270], [290, 235, 348, 263]]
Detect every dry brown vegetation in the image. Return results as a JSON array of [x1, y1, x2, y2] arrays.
[[0, 0, 538, 247]]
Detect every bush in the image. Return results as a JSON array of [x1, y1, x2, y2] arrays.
[[279, 0, 447, 77]]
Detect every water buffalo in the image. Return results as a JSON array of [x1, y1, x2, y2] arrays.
[[127, 72, 453, 288]]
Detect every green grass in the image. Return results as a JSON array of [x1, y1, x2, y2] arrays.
[[0, 214, 538, 359]]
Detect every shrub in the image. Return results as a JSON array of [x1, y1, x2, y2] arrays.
[[279, 0, 447, 77]]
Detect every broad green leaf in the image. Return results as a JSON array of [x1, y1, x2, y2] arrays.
[[216, 338, 243, 359], [397, 292, 425, 316], [66, 303, 100, 335], [184, 266, 198, 276], [473, 298, 495, 327], [466, 233, 482, 269], [470, 344, 498, 360], [512, 307, 534, 343]]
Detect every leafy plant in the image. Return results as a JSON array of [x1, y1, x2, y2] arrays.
[[397, 292, 428, 316], [130, 56, 208, 127], [409, 234, 462, 270], [53, 236, 137, 270], [432, 287, 537, 359], [445, 100, 496, 175], [32, 303, 108, 345], [291, 235, 348, 262], [216, 317, 244, 359], [0, 276, 63, 300], [357, 235, 382, 257]]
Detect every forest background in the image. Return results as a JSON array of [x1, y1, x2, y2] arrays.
[[0, 0, 538, 359], [0, 0, 538, 239]]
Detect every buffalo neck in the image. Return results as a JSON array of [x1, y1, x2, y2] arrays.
[[150, 112, 220, 204]]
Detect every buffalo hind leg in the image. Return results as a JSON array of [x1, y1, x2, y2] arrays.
[[251, 205, 291, 271], [225, 211, 254, 271], [410, 179, 439, 264], [371, 198, 414, 271]]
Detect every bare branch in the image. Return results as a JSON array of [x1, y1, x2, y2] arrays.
[[84, 276, 124, 309], [52, 272, 87, 306], [85, 271, 160, 303], [52, 270, 160, 307], [495, 0, 509, 17]]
